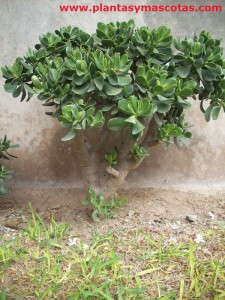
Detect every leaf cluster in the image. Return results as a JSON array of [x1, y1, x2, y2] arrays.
[[129, 143, 149, 161], [2, 20, 225, 143], [104, 148, 118, 166]]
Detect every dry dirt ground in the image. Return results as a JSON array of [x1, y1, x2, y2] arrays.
[[1, 188, 225, 242]]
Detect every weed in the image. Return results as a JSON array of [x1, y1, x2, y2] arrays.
[[82, 188, 127, 221], [0, 237, 19, 268], [22, 203, 68, 246]]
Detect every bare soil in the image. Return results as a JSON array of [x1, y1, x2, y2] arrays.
[[1, 188, 225, 242]]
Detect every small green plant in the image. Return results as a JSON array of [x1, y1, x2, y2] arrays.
[[104, 148, 118, 166], [130, 143, 149, 161], [82, 188, 127, 221], [0, 135, 18, 195], [157, 114, 192, 145]]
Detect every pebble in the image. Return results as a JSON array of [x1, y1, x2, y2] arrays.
[[127, 210, 135, 218], [154, 219, 162, 223], [3, 220, 20, 230], [186, 215, 197, 223]]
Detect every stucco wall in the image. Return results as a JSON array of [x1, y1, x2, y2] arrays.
[[0, 0, 225, 192]]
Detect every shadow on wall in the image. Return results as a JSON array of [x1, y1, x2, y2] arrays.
[[8, 126, 83, 186], [48, 128, 83, 185]]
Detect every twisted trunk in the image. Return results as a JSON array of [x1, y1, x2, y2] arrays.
[[74, 118, 160, 201], [74, 131, 99, 190]]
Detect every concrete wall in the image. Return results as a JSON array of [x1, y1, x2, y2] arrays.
[[0, 0, 225, 193]]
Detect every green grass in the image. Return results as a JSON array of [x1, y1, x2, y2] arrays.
[[0, 209, 225, 299]]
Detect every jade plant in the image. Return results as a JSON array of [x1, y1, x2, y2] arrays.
[[2, 20, 225, 201], [0, 135, 18, 195]]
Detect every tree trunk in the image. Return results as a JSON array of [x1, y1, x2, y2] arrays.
[[74, 131, 99, 190], [98, 161, 131, 200], [74, 119, 160, 202]]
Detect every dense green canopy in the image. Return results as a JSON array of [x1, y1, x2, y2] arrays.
[[2, 20, 225, 144]]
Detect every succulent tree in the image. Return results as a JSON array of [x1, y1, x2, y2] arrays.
[[2, 20, 225, 201]]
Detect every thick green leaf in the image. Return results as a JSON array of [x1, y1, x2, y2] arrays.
[[154, 85, 164, 94], [102, 104, 113, 112], [173, 38, 182, 51], [164, 78, 177, 91], [1, 66, 13, 79], [138, 100, 157, 117], [118, 75, 132, 86], [177, 96, 191, 109], [31, 75, 42, 89], [60, 121, 72, 129], [37, 62, 46, 75], [122, 84, 134, 98], [184, 80, 197, 90], [111, 107, 119, 115], [86, 107, 95, 117], [104, 83, 122, 96], [205, 63, 222, 76], [156, 101, 171, 113], [108, 72, 118, 86], [202, 69, 215, 81], [154, 113, 163, 126], [125, 116, 136, 124], [96, 28, 109, 39], [24, 84, 36, 94], [73, 74, 90, 86], [179, 87, 193, 98], [132, 119, 145, 135], [61, 129, 76, 141], [204, 104, 214, 122], [13, 86, 22, 98], [94, 76, 104, 91], [175, 65, 191, 78], [72, 82, 90, 95], [87, 80, 95, 92], [90, 111, 105, 128], [211, 106, 221, 120], [136, 75, 148, 88], [102, 39, 116, 48], [4, 82, 17, 93], [118, 97, 156, 117], [118, 98, 132, 115], [108, 118, 126, 131]]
